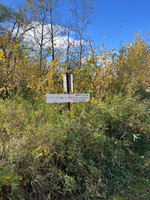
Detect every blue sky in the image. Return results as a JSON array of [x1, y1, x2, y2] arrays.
[[1, 0, 150, 50], [91, 0, 150, 50]]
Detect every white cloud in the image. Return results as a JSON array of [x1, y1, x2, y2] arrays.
[[21, 22, 81, 50]]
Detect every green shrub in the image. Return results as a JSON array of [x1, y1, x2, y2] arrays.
[[0, 95, 149, 199]]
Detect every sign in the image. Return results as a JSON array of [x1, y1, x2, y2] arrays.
[[63, 74, 67, 92], [69, 74, 73, 93], [47, 94, 90, 103], [63, 73, 73, 93]]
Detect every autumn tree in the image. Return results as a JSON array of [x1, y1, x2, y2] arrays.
[[25, 0, 63, 64], [70, 0, 98, 68], [115, 37, 150, 95], [0, 3, 42, 98], [25, 0, 50, 69], [0, 2, 33, 69], [89, 36, 150, 102]]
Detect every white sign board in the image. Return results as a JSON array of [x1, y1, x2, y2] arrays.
[[47, 94, 90, 103]]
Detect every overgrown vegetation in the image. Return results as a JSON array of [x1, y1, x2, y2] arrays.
[[0, 1, 150, 199], [0, 94, 149, 199]]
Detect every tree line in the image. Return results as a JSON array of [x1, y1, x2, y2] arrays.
[[0, 0, 150, 100]]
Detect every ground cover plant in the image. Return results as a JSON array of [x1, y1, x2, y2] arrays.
[[0, 91, 149, 199]]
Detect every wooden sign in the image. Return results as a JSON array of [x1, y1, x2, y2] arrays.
[[47, 94, 90, 103], [63, 73, 73, 93], [69, 73, 73, 93], [63, 74, 67, 92]]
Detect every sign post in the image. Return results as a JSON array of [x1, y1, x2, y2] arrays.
[[63, 73, 73, 93], [47, 73, 90, 110], [63, 73, 74, 110]]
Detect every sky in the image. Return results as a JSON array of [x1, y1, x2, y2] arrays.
[[91, 0, 150, 50], [1, 0, 150, 51]]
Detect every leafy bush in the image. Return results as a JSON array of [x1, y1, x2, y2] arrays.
[[0, 94, 149, 199]]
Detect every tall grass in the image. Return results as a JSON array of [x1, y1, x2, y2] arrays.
[[0, 94, 149, 199]]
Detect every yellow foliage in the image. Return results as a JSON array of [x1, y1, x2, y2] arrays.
[[89, 36, 150, 101], [0, 32, 149, 101]]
